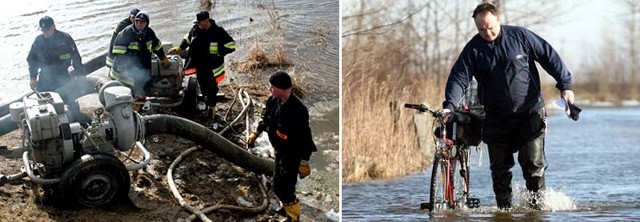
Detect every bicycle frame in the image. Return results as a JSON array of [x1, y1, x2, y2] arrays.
[[405, 103, 479, 212]]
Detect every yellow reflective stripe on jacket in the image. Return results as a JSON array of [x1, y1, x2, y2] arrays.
[[212, 65, 225, 77], [128, 42, 140, 50], [59, 54, 71, 60], [105, 56, 113, 67], [112, 45, 127, 54], [209, 42, 218, 54], [183, 33, 191, 44], [153, 41, 163, 51], [224, 41, 236, 50], [108, 70, 134, 86]]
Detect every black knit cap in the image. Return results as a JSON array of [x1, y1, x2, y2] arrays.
[[129, 8, 140, 16], [196, 11, 210, 22], [269, 71, 292, 89]]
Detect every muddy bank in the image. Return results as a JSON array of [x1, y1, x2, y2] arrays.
[[0, 87, 335, 221]]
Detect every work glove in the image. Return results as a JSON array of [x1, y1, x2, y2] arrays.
[[438, 108, 452, 123], [247, 131, 259, 148], [298, 160, 310, 179], [167, 47, 182, 55], [161, 57, 171, 69], [29, 78, 37, 91]]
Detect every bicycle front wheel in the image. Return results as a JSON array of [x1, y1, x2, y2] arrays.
[[426, 153, 453, 212]]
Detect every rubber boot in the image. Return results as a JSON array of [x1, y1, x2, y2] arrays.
[[527, 191, 544, 210], [492, 171, 513, 210], [205, 106, 217, 127], [496, 198, 512, 210], [281, 199, 300, 222], [207, 106, 216, 118]]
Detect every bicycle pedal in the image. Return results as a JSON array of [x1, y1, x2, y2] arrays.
[[466, 198, 480, 208], [419, 202, 432, 211]]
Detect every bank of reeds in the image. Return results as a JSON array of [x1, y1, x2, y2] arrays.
[[342, 29, 448, 183]]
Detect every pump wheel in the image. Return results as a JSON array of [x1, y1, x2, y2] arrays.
[[177, 76, 198, 117], [58, 154, 130, 208]]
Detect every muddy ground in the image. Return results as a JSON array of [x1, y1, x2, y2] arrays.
[[0, 86, 335, 221]]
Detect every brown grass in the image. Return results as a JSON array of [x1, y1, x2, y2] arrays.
[[342, 77, 438, 183], [235, 43, 292, 73], [263, 0, 281, 32], [342, 22, 450, 182], [199, 0, 214, 11]]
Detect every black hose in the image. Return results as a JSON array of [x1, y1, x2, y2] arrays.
[[83, 52, 107, 75], [0, 93, 30, 117], [0, 114, 17, 136], [142, 114, 274, 175]]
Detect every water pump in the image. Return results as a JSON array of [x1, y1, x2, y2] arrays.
[[4, 84, 150, 207]]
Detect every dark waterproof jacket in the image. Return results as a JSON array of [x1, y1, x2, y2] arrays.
[[106, 17, 133, 67], [27, 30, 84, 91], [257, 95, 317, 161], [443, 25, 572, 115], [111, 25, 166, 74], [178, 19, 235, 71]]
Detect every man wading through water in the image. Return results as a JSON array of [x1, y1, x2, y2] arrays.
[[442, 3, 576, 210], [247, 71, 317, 221]]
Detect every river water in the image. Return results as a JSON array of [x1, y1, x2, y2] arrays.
[[0, 0, 339, 216], [343, 107, 640, 221]]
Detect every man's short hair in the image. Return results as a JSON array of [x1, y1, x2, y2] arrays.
[[472, 3, 499, 18], [196, 11, 210, 22], [269, 71, 292, 90]]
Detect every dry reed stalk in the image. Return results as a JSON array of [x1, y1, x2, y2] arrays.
[[236, 43, 292, 73], [343, 67, 440, 182], [342, 3, 453, 183]]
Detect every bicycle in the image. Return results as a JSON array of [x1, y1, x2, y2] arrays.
[[404, 103, 483, 212]]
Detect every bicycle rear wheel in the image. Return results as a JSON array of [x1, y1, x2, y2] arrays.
[[451, 146, 467, 208], [454, 146, 480, 208]]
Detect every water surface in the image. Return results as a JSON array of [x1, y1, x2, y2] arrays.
[[343, 107, 640, 221]]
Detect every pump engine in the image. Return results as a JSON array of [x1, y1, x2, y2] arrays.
[[7, 84, 150, 207]]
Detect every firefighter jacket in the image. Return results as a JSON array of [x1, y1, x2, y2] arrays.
[[106, 18, 133, 67], [257, 95, 317, 161], [443, 25, 572, 115], [110, 25, 166, 86], [178, 19, 235, 82], [27, 29, 84, 90]]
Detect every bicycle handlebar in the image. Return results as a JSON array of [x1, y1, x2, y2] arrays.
[[404, 103, 428, 111], [404, 103, 472, 124], [404, 103, 440, 117]]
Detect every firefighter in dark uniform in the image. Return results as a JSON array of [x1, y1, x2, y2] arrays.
[[167, 11, 236, 120], [110, 11, 171, 96], [443, 3, 575, 209], [246, 71, 317, 221], [27, 16, 85, 92], [106, 8, 140, 68]]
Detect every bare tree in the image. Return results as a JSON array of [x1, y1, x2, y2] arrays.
[[624, 0, 640, 87]]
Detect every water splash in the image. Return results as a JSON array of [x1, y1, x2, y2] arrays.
[[543, 189, 578, 211], [514, 187, 577, 212]]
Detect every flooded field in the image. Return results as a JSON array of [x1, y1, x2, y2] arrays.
[[343, 107, 640, 221]]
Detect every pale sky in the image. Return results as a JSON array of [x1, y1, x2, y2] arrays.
[[342, 0, 627, 70], [536, 0, 625, 69]]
